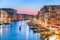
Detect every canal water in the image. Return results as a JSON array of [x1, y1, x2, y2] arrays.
[[0, 20, 42, 40]]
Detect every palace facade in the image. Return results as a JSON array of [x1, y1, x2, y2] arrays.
[[37, 5, 60, 27]]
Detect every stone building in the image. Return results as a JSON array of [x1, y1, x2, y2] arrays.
[[17, 14, 34, 20], [37, 5, 60, 27], [0, 8, 17, 24], [0, 10, 10, 24], [0, 8, 17, 21]]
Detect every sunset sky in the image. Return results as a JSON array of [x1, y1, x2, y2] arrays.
[[0, 0, 59, 15]]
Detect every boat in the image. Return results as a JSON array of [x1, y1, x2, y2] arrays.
[[19, 26, 21, 30]]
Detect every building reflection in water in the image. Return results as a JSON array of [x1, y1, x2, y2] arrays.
[[0, 25, 3, 36], [0, 25, 9, 35], [0, 20, 40, 40]]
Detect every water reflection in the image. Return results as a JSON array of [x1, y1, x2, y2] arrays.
[[0, 20, 40, 40], [0, 25, 3, 36]]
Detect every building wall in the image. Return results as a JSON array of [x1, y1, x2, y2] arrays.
[[0, 10, 11, 23], [37, 5, 60, 26], [17, 14, 34, 20], [0, 8, 17, 23]]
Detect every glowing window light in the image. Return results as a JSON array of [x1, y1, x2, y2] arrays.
[[49, 35, 56, 40]]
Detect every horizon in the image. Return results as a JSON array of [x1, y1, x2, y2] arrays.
[[0, 0, 59, 15]]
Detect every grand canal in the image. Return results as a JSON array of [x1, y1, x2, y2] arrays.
[[0, 20, 41, 40]]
